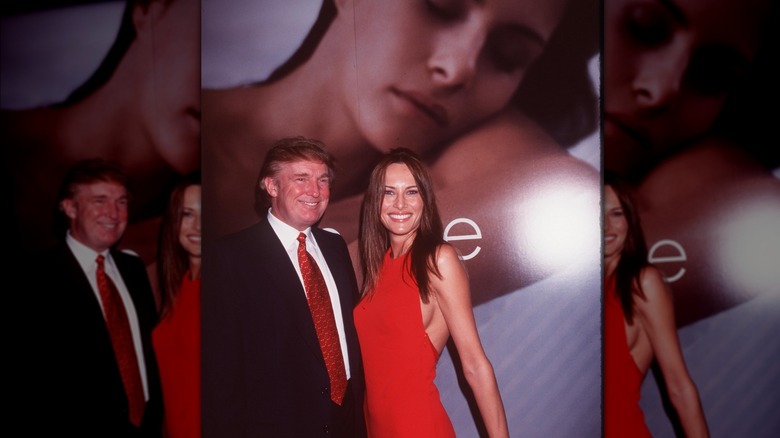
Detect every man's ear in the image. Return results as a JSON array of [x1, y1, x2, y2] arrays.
[[60, 199, 78, 220], [263, 177, 279, 198], [132, 0, 167, 40]]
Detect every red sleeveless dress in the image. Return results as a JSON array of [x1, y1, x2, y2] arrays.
[[354, 251, 456, 438], [152, 274, 201, 438], [604, 274, 652, 437]]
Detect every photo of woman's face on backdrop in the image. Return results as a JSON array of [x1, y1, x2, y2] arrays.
[[341, 0, 566, 153], [604, 0, 771, 175]]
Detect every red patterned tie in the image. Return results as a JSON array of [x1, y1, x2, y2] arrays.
[[96, 254, 145, 426], [297, 233, 348, 405]]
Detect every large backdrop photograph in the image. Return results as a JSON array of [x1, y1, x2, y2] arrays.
[[8, 0, 778, 436], [201, 0, 602, 436]]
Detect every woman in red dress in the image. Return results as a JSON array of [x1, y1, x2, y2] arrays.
[[604, 171, 708, 437], [355, 149, 508, 437], [152, 178, 201, 438]]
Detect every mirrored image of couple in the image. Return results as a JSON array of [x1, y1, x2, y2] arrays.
[[3, 1, 201, 436]]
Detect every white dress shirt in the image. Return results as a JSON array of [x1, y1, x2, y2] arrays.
[[267, 210, 351, 379]]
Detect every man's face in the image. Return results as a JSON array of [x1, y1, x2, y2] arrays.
[[264, 160, 331, 231], [61, 181, 129, 253]]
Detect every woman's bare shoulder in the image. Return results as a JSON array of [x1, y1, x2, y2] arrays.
[[434, 243, 462, 267], [635, 266, 673, 313], [432, 108, 598, 187], [430, 244, 468, 285], [429, 243, 470, 301]]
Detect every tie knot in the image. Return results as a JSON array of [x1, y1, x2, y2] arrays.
[[96, 254, 105, 267], [297, 232, 307, 244]]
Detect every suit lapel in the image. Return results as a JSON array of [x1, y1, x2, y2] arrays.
[[255, 221, 325, 367], [56, 243, 127, 396], [58, 244, 112, 330]]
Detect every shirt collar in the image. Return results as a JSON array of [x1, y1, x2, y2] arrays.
[[267, 209, 313, 250], [65, 230, 110, 270]]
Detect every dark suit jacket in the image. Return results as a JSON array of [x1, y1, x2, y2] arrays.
[[22, 243, 162, 438], [203, 220, 366, 437]]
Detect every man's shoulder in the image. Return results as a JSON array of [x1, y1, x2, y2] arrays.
[[216, 221, 270, 247], [209, 221, 276, 263], [111, 247, 144, 263], [28, 243, 82, 300], [36, 241, 75, 268], [312, 227, 351, 264], [312, 227, 347, 247], [109, 248, 149, 276], [110, 248, 153, 291]]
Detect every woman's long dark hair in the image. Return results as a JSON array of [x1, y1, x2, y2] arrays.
[[157, 174, 200, 318], [359, 148, 445, 303], [514, 0, 599, 147], [605, 170, 649, 322]]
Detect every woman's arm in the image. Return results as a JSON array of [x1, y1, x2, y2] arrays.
[[430, 244, 509, 438], [636, 266, 710, 438]]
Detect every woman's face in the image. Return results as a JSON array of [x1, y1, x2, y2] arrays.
[[343, 0, 566, 153], [604, 185, 628, 264], [178, 184, 201, 261], [604, 0, 770, 175], [381, 163, 424, 243]]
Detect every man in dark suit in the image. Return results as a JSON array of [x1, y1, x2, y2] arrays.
[[203, 137, 366, 437], [24, 159, 162, 437]]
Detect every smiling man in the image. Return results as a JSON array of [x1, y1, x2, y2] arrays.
[[25, 158, 162, 436], [203, 136, 366, 437]]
